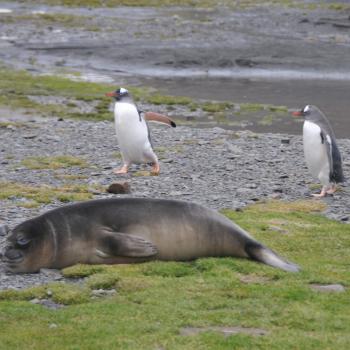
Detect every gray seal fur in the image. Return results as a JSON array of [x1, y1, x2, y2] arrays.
[[2, 198, 299, 273]]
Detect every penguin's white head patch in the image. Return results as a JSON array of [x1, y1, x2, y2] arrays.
[[303, 105, 311, 113], [119, 87, 128, 95]]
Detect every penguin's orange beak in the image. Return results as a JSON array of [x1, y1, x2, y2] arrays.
[[106, 91, 117, 97], [292, 111, 303, 117]]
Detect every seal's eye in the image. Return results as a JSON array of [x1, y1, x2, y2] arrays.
[[16, 236, 31, 247]]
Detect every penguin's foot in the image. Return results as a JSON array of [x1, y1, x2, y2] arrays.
[[151, 163, 160, 176], [113, 165, 129, 174], [312, 186, 327, 198], [326, 185, 337, 195]]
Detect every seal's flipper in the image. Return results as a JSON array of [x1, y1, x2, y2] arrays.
[[97, 230, 158, 258], [245, 241, 299, 273]]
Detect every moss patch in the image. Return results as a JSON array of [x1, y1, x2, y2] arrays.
[[62, 264, 111, 278], [0, 121, 28, 128], [86, 273, 120, 290], [0, 181, 99, 206], [147, 94, 192, 106], [21, 155, 88, 170], [0, 283, 90, 305], [1, 13, 97, 30]]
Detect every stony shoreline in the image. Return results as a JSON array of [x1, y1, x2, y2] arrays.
[[0, 117, 349, 290]]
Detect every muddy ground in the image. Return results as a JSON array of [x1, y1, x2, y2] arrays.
[[0, 1, 350, 135]]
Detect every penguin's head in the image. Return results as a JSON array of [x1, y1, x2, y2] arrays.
[[292, 105, 321, 121], [106, 87, 130, 101]]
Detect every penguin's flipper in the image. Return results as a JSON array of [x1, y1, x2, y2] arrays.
[[322, 130, 345, 183], [144, 112, 176, 127], [320, 130, 333, 176]]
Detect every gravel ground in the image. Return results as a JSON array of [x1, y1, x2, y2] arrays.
[[0, 116, 349, 290]]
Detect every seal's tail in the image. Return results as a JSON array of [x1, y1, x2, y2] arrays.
[[245, 241, 299, 272]]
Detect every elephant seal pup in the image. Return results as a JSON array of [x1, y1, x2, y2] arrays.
[[2, 198, 299, 273]]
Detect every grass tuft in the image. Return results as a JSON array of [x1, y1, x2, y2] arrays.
[[21, 155, 88, 170], [0, 181, 100, 206], [86, 273, 120, 290], [62, 264, 110, 278]]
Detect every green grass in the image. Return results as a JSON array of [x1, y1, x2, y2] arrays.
[[0, 200, 349, 349], [147, 94, 193, 106], [21, 155, 88, 170], [0, 181, 101, 207], [0, 13, 97, 30]]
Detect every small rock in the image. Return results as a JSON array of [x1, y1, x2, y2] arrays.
[[22, 134, 37, 139], [40, 268, 63, 280], [246, 183, 257, 189], [272, 187, 284, 193], [235, 58, 257, 67], [107, 182, 131, 194], [0, 224, 9, 236], [30, 298, 41, 304], [49, 323, 58, 329], [180, 326, 268, 337], [91, 289, 117, 298], [162, 158, 173, 163], [39, 299, 64, 310], [310, 284, 346, 293], [269, 225, 289, 234]]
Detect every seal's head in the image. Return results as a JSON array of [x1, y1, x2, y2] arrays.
[[105, 87, 130, 101], [2, 220, 50, 273]]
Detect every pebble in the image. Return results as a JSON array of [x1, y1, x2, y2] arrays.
[[107, 182, 131, 194], [91, 289, 117, 298], [310, 284, 346, 293]]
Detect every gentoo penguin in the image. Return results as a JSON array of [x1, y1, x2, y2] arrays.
[[106, 87, 176, 175], [292, 105, 344, 197]]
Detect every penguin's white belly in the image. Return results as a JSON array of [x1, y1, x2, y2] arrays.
[[114, 103, 154, 164], [303, 121, 330, 184]]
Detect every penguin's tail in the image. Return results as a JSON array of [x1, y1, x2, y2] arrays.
[[245, 241, 300, 272]]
